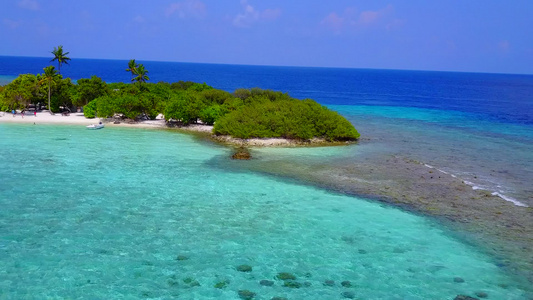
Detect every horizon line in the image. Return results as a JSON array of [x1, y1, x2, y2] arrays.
[[1, 54, 532, 76]]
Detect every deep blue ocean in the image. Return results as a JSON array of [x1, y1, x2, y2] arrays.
[[1, 56, 532, 298], [1, 56, 532, 126]]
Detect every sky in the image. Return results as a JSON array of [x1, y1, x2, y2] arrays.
[[1, 0, 532, 74]]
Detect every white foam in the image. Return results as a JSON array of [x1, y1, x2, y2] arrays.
[[463, 180, 476, 187], [424, 163, 453, 176], [421, 162, 529, 208], [491, 192, 529, 207], [463, 180, 486, 191]]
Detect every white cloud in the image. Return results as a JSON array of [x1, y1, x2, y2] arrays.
[[165, 0, 206, 19], [321, 5, 400, 33], [233, 0, 281, 28], [3, 19, 21, 29], [320, 13, 344, 34], [18, 0, 39, 11], [261, 8, 281, 21]]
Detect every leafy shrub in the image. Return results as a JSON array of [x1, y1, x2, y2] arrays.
[[199, 105, 226, 125], [187, 82, 213, 92], [214, 97, 360, 141], [164, 91, 205, 124], [73, 76, 109, 107], [200, 89, 234, 105], [170, 81, 195, 91], [83, 99, 97, 118]]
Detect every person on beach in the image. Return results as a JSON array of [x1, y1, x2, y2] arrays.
[[34, 111, 37, 117], [21, 110, 25, 118], [12, 109, 15, 117]]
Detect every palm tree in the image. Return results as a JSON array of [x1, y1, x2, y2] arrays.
[[41, 66, 58, 114], [125, 59, 138, 81], [133, 64, 150, 84], [50, 45, 71, 74]]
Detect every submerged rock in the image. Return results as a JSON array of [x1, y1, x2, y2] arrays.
[[237, 264, 253, 272], [260, 279, 274, 286], [271, 297, 288, 300], [176, 255, 189, 261], [454, 295, 479, 300], [275, 272, 297, 281], [183, 277, 194, 284], [183, 277, 200, 287], [453, 277, 465, 283], [323, 280, 335, 286], [341, 280, 353, 287], [283, 281, 302, 288], [189, 280, 201, 287], [214, 280, 229, 289], [167, 279, 179, 287], [342, 291, 356, 299], [238, 289, 256, 300], [475, 291, 488, 298], [232, 147, 251, 160]]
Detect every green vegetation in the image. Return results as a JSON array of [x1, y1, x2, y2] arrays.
[[41, 66, 59, 113], [126, 59, 138, 81], [0, 57, 359, 142], [1, 74, 39, 110], [73, 75, 109, 107], [213, 95, 360, 141], [50, 45, 71, 74]]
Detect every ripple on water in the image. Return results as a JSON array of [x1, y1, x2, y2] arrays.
[[0, 125, 529, 298]]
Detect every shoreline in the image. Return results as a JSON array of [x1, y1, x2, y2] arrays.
[[0, 112, 350, 147], [2, 112, 532, 292]]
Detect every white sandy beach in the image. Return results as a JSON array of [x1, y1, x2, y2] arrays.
[[0, 111, 170, 129], [0, 111, 346, 147], [0, 111, 97, 125]]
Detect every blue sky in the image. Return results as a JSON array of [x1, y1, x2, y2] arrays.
[[1, 0, 532, 74]]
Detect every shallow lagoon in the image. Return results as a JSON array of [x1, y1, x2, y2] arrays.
[[0, 124, 528, 299]]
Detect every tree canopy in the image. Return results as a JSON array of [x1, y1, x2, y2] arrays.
[[41, 66, 59, 112], [50, 45, 71, 74], [0, 60, 360, 141]]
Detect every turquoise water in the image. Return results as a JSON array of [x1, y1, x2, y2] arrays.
[[2, 57, 533, 209], [0, 124, 527, 299], [0, 75, 16, 86]]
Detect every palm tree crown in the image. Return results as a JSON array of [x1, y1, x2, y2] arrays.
[[50, 45, 71, 74], [133, 64, 150, 83], [126, 59, 139, 81]]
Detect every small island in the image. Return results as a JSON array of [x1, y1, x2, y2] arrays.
[[0, 58, 360, 148]]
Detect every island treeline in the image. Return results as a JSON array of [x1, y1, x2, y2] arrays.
[[0, 67, 359, 141]]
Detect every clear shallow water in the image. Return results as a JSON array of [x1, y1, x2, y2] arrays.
[[1, 56, 532, 207], [0, 124, 528, 299]]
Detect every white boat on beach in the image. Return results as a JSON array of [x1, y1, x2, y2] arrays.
[[86, 122, 105, 130]]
